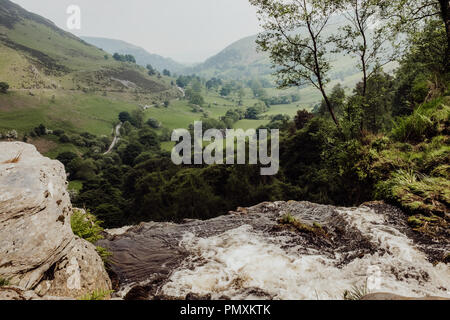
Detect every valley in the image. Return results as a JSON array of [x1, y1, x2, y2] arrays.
[[0, 0, 448, 302]]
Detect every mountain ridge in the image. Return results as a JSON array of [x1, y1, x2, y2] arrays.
[[81, 36, 186, 74]]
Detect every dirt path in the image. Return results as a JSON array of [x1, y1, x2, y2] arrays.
[[104, 123, 122, 155]]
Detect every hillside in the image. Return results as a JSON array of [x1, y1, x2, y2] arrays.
[[81, 36, 186, 74], [190, 16, 362, 84], [0, 0, 178, 148]]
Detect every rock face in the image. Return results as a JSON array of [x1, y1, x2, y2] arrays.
[[0, 142, 111, 299]]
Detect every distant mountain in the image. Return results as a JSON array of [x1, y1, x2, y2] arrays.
[[190, 15, 361, 83], [186, 35, 272, 80], [0, 0, 173, 93], [81, 37, 186, 74]]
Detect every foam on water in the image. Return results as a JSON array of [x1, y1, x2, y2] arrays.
[[161, 207, 450, 300]]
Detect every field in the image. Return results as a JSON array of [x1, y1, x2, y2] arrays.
[[0, 90, 141, 136]]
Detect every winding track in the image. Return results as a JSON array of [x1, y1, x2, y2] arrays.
[[104, 122, 122, 155]]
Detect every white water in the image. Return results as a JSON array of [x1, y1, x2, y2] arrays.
[[161, 206, 450, 300]]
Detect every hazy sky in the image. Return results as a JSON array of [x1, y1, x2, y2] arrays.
[[11, 0, 261, 63]]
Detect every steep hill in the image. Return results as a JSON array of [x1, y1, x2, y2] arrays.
[[0, 0, 178, 141], [81, 36, 186, 74]]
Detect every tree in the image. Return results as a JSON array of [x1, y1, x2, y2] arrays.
[[119, 111, 131, 123], [220, 86, 231, 97], [382, 0, 450, 71], [318, 84, 346, 118], [146, 64, 157, 76], [0, 82, 9, 94], [294, 110, 314, 130], [162, 69, 171, 77], [331, 0, 396, 97], [146, 118, 160, 128], [57, 152, 78, 167], [189, 92, 205, 106], [250, 0, 340, 126], [130, 109, 144, 128]]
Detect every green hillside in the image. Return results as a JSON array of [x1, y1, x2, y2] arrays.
[[0, 0, 179, 155]]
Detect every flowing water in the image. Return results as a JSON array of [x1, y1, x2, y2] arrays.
[[98, 201, 450, 300]]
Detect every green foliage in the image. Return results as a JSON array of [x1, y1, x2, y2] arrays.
[[70, 209, 104, 243], [113, 53, 136, 63], [95, 246, 113, 263], [0, 81, 9, 94], [343, 283, 369, 300], [0, 277, 10, 287], [78, 289, 113, 300], [278, 213, 327, 236], [119, 111, 132, 123]]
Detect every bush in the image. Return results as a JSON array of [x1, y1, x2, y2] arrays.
[[70, 209, 104, 243], [59, 134, 70, 143], [0, 278, 10, 287], [78, 289, 113, 300], [146, 118, 160, 129], [0, 82, 9, 94]]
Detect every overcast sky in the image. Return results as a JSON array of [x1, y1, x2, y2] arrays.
[[11, 0, 261, 63]]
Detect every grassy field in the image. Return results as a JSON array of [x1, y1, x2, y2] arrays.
[[0, 90, 141, 136]]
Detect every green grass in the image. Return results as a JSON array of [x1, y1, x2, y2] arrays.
[[0, 278, 10, 287], [233, 119, 270, 130], [68, 180, 83, 192], [0, 90, 139, 137], [78, 289, 113, 300], [161, 141, 175, 152]]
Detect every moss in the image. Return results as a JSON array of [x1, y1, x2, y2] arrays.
[[0, 278, 10, 287], [278, 213, 327, 237], [343, 283, 369, 300], [78, 289, 113, 300]]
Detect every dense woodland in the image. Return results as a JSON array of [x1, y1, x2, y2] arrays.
[[34, 0, 449, 229]]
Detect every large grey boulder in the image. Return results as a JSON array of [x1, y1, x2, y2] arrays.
[[0, 142, 111, 299]]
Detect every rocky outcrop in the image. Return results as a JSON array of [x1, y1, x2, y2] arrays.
[[0, 142, 111, 299], [99, 201, 449, 300]]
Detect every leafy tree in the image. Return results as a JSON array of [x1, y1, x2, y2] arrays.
[[318, 84, 346, 118], [250, 0, 340, 126], [162, 69, 171, 77], [220, 86, 231, 96], [130, 109, 144, 128], [189, 92, 205, 106], [146, 64, 157, 76], [294, 110, 314, 130], [0, 82, 9, 94], [331, 0, 397, 96], [381, 0, 450, 71], [57, 152, 78, 167], [146, 118, 160, 129], [119, 111, 132, 123]]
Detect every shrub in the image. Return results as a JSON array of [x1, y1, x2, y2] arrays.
[[343, 283, 369, 300], [146, 118, 160, 129], [0, 82, 9, 94], [391, 113, 435, 143], [78, 289, 113, 300], [70, 209, 104, 243], [0, 278, 10, 287]]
